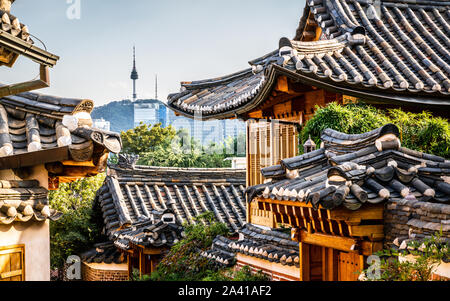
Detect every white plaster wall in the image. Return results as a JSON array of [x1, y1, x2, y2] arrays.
[[0, 165, 48, 188], [0, 165, 50, 281], [0, 220, 50, 281]]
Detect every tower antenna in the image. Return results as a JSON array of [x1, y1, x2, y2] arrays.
[[155, 74, 158, 100], [130, 46, 139, 101]]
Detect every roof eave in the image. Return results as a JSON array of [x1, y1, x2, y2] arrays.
[[0, 30, 59, 67]]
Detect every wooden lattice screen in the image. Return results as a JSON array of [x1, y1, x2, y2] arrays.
[[247, 120, 299, 187], [0, 245, 25, 281]]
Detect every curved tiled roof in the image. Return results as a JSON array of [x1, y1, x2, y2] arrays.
[[201, 224, 300, 268], [81, 242, 126, 265], [0, 91, 121, 162], [112, 209, 185, 251], [246, 124, 450, 212], [168, 0, 450, 120], [0, 180, 62, 225], [95, 162, 248, 241], [169, 68, 267, 118], [0, 90, 94, 118], [291, 0, 450, 94]]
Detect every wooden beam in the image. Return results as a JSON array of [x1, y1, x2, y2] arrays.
[[328, 205, 384, 222], [0, 65, 50, 98], [0, 146, 70, 170], [142, 248, 165, 255], [61, 160, 96, 167], [300, 231, 358, 254], [275, 76, 289, 93], [348, 225, 385, 241]]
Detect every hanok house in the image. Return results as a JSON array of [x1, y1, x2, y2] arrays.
[[203, 124, 450, 281], [167, 0, 450, 281], [0, 91, 122, 281], [0, 0, 122, 281], [88, 155, 247, 280]]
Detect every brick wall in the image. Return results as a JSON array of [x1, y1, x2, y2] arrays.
[[385, 199, 450, 249], [81, 262, 128, 282]]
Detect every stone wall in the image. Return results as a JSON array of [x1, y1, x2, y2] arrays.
[[81, 262, 128, 281], [385, 199, 450, 249]]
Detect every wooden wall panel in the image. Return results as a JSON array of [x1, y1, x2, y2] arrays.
[[0, 245, 25, 281], [247, 120, 298, 187], [338, 252, 364, 281]]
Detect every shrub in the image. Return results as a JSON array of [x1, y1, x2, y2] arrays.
[[301, 103, 389, 149], [301, 103, 449, 158], [49, 174, 106, 269], [151, 212, 229, 281], [202, 266, 269, 282], [362, 234, 448, 281]]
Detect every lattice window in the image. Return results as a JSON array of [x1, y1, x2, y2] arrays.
[[0, 245, 25, 281], [247, 120, 299, 187]]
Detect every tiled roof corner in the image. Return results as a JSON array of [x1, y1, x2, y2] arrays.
[[0, 180, 61, 225], [248, 124, 450, 211], [168, 0, 450, 119]]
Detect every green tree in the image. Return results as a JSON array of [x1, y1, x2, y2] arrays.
[[301, 103, 449, 158], [121, 122, 177, 155], [135, 128, 245, 168], [150, 212, 229, 281], [49, 174, 106, 269]]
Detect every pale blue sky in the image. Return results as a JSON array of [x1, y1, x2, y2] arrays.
[[1, 0, 305, 106]]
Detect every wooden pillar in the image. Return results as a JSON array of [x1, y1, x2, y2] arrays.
[[127, 253, 132, 279], [299, 242, 310, 281], [322, 248, 339, 281], [138, 250, 143, 278]]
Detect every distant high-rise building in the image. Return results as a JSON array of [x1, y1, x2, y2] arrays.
[[134, 100, 167, 128], [130, 46, 139, 101], [93, 118, 111, 132], [167, 110, 246, 147]]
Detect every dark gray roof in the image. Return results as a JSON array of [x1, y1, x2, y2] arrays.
[[168, 0, 450, 120], [81, 242, 126, 265], [246, 124, 450, 211], [201, 223, 300, 268], [0, 90, 94, 118], [0, 180, 62, 224], [96, 162, 248, 243], [0, 91, 121, 165], [112, 210, 185, 251]]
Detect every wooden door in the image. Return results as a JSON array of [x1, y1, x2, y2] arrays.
[[0, 245, 25, 281], [338, 252, 364, 281]]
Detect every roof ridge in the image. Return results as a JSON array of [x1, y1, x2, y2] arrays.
[[179, 68, 254, 89], [0, 88, 94, 118]]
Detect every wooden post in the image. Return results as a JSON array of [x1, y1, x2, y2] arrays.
[[300, 242, 310, 281], [127, 254, 132, 279], [139, 250, 142, 278], [322, 248, 338, 281], [149, 256, 153, 274]]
